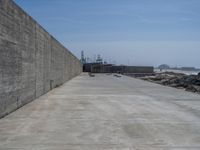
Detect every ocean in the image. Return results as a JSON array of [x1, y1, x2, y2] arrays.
[[154, 69, 199, 75]]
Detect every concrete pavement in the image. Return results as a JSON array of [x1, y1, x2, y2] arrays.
[[0, 73, 200, 150]]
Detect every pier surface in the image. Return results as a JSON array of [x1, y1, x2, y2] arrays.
[[0, 73, 200, 150]]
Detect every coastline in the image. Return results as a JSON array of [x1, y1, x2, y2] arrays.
[[134, 71, 200, 94]]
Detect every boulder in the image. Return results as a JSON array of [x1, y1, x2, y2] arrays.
[[186, 85, 200, 93]]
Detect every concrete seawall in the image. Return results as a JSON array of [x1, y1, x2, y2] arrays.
[[0, 0, 82, 118]]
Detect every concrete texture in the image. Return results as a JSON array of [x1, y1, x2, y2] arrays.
[[0, 0, 82, 118], [0, 73, 200, 150], [89, 64, 154, 74]]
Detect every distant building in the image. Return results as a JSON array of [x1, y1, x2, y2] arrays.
[[83, 63, 154, 74], [83, 63, 101, 72], [158, 64, 170, 70], [91, 64, 113, 73]]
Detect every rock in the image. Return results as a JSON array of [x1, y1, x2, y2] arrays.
[[88, 72, 95, 77], [164, 71, 185, 77], [169, 78, 180, 85], [186, 85, 200, 93], [160, 79, 170, 85], [114, 74, 121, 78], [138, 71, 200, 94]]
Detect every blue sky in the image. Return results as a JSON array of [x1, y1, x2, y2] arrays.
[[15, 0, 200, 67]]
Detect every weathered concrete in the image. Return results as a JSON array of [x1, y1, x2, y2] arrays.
[[0, 0, 82, 118], [0, 73, 200, 149]]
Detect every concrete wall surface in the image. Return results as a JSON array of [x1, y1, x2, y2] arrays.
[[123, 66, 154, 73], [110, 66, 154, 74], [0, 0, 82, 118]]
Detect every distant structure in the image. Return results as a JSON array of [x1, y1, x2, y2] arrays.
[[91, 64, 154, 74], [81, 51, 86, 64], [81, 51, 154, 74], [81, 51, 104, 64], [81, 51, 104, 72], [96, 55, 103, 64], [158, 64, 170, 70], [158, 64, 199, 72]]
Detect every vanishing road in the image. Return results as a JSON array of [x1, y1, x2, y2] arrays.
[[0, 73, 200, 150]]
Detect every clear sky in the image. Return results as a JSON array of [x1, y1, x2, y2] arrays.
[[15, 0, 200, 68]]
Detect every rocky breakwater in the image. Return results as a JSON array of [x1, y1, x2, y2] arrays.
[[140, 72, 200, 93]]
